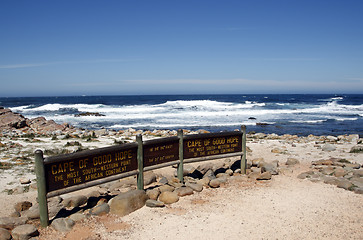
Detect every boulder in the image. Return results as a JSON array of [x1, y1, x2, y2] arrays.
[[28, 117, 66, 135], [109, 190, 148, 216], [51, 218, 75, 232], [248, 172, 261, 180], [145, 200, 165, 208], [11, 224, 39, 240], [0, 228, 11, 240], [158, 191, 179, 204], [203, 169, 216, 180], [174, 187, 194, 197], [0, 108, 27, 129], [0, 217, 27, 230]]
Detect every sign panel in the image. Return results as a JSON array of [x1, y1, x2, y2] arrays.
[[183, 132, 242, 159], [44, 144, 138, 193], [143, 138, 179, 167]]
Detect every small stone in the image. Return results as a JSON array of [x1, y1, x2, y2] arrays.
[[196, 178, 210, 187], [353, 187, 363, 194], [174, 187, 194, 197], [14, 202, 32, 213], [209, 179, 221, 188], [144, 171, 157, 186], [257, 171, 272, 180], [353, 169, 363, 177], [225, 169, 234, 176], [158, 191, 179, 204], [185, 182, 203, 192], [51, 218, 75, 232], [251, 158, 264, 167], [11, 224, 39, 240], [19, 178, 31, 185], [248, 172, 261, 180], [159, 177, 168, 185], [158, 185, 175, 193], [145, 199, 165, 208], [146, 188, 160, 200], [322, 144, 336, 152], [90, 203, 110, 216], [0, 228, 11, 240], [63, 195, 88, 208], [69, 213, 87, 222], [261, 163, 278, 175], [323, 176, 339, 185]]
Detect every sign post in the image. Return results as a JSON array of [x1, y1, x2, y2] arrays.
[[177, 129, 184, 183], [34, 150, 49, 227]]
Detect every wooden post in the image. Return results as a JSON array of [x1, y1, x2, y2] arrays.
[[136, 134, 144, 190], [34, 150, 49, 227], [177, 129, 184, 183], [241, 125, 247, 174]]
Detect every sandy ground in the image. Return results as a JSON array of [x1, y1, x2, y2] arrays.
[[1, 135, 362, 239]]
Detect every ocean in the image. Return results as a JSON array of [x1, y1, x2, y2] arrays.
[[1, 94, 362, 136]]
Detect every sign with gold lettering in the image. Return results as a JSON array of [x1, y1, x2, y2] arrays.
[[143, 137, 179, 167], [44, 144, 137, 193], [183, 132, 242, 159]]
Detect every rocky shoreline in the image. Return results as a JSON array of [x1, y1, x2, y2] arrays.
[[1, 107, 363, 239]]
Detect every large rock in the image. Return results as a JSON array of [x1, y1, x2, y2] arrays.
[[0, 217, 27, 230], [144, 171, 157, 186], [0, 108, 27, 129], [51, 218, 75, 232], [158, 191, 179, 204], [349, 145, 363, 153], [336, 179, 353, 190], [28, 117, 66, 135], [11, 224, 38, 240], [109, 190, 148, 216], [0, 228, 11, 240], [158, 185, 175, 193]]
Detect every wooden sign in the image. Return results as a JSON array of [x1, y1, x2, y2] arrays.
[[143, 137, 179, 167], [44, 144, 138, 193], [183, 132, 242, 159]]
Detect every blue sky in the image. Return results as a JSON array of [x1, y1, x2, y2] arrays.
[[0, 0, 362, 97]]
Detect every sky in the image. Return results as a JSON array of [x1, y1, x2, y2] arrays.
[[0, 0, 363, 97]]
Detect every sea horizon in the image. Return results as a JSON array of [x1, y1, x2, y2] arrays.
[[1, 93, 362, 137]]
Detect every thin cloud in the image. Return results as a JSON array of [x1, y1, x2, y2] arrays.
[[0, 59, 142, 69]]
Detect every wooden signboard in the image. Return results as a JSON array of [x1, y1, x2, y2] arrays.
[[183, 131, 242, 159], [143, 137, 179, 167], [44, 144, 138, 193]]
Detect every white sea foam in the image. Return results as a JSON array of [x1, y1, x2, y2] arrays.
[[9, 98, 362, 130]]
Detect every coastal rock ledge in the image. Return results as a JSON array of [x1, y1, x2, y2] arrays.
[[0, 108, 73, 135]]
